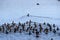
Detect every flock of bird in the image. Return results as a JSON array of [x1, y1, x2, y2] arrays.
[[0, 20, 60, 38], [0, 14, 60, 40]]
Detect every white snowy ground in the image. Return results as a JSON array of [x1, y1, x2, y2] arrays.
[[0, 0, 60, 24], [0, 30, 60, 40]]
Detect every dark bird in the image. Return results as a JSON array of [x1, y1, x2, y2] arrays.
[[27, 14, 29, 17], [58, 0, 60, 1], [36, 3, 40, 5]]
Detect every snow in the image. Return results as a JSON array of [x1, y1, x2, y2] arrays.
[[0, 28, 60, 40], [0, 0, 60, 20], [14, 15, 60, 26], [0, 0, 60, 25], [0, 33, 60, 40]]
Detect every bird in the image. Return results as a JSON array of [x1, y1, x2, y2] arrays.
[[58, 0, 60, 1], [36, 3, 40, 5], [27, 14, 29, 17]]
